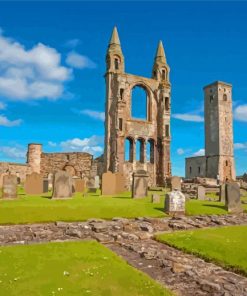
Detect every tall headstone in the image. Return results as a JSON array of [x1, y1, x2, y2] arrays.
[[74, 178, 85, 193], [52, 171, 72, 199], [152, 194, 160, 203], [95, 175, 100, 189], [197, 186, 205, 200], [165, 190, 185, 216], [219, 184, 226, 202], [171, 176, 182, 191], [2, 175, 18, 199], [24, 172, 43, 195], [132, 170, 149, 199], [225, 182, 243, 214], [101, 171, 125, 195]]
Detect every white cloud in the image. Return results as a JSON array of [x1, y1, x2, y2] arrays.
[[65, 39, 81, 48], [177, 148, 185, 155], [66, 51, 96, 69], [0, 146, 26, 160], [48, 141, 57, 147], [60, 135, 104, 156], [234, 105, 247, 122], [172, 113, 204, 122], [0, 102, 6, 110], [80, 109, 105, 121], [0, 115, 22, 127], [234, 142, 247, 150], [193, 148, 205, 157], [0, 30, 71, 100]]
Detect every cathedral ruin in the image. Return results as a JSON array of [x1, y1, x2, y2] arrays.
[[104, 27, 172, 188]]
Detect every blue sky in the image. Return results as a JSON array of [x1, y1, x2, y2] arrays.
[[0, 1, 246, 176]]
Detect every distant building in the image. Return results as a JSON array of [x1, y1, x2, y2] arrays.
[[186, 81, 236, 182]]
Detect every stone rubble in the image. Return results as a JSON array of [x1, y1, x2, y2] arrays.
[[1, 214, 247, 295]]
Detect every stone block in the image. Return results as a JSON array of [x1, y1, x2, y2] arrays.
[[52, 171, 72, 199], [151, 194, 160, 203], [171, 176, 182, 191], [197, 186, 205, 200], [24, 172, 43, 195], [132, 170, 149, 199], [165, 190, 185, 215], [225, 182, 243, 214], [2, 174, 18, 199]]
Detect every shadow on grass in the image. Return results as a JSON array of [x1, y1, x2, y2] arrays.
[[202, 204, 226, 210], [41, 195, 52, 199], [154, 207, 165, 213], [112, 196, 132, 199]]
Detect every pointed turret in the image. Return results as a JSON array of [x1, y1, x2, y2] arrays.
[[106, 26, 125, 73], [109, 26, 121, 46], [152, 40, 169, 82], [155, 41, 166, 64]]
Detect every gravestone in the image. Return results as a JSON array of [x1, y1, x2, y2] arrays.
[[0, 173, 7, 188], [74, 178, 85, 192], [87, 177, 95, 189], [165, 190, 185, 215], [48, 173, 53, 190], [2, 174, 18, 199], [197, 186, 205, 200], [220, 184, 226, 202], [152, 194, 160, 203], [225, 182, 243, 214], [43, 178, 49, 193], [95, 175, 100, 189], [52, 171, 72, 199], [25, 172, 43, 195], [101, 171, 116, 195], [171, 176, 182, 191], [132, 170, 149, 199]]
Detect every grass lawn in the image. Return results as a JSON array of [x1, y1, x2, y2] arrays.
[[0, 240, 172, 296], [156, 225, 247, 275], [0, 188, 246, 224]]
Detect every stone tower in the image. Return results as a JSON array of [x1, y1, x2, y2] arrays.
[[104, 27, 171, 188], [27, 143, 42, 174], [204, 81, 236, 181]]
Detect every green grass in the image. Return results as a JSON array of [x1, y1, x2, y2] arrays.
[[156, 225, 247, 275], [0, 240, 172, 296], [0, 188, 246, 224]]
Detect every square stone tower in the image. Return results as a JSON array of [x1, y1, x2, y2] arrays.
[[204, 81, 236, 181], [104, 27, 172, 188]]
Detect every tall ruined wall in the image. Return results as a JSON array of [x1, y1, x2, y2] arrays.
[[0, 162, 30, 183], [40, 152, 93, 179]]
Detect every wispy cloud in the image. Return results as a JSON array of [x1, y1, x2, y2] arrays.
[[172, 113, 204, 122], [0, 102, 6, 110], [234, 105, 247, 122], [48, 141, 57, 147], [0, 115, 22, 127], [234, 142, 247, 150], [79, 109, 105, 121], [0, 29, 71, 101], [177, 148, 185, 155], [0, 145, 26, 160], [65, 39, 81, 48], [193, 148, 205, 157], [66, 51, 96, 69], [60, 135, 104, 156]]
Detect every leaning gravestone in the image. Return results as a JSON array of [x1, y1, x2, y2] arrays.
[[197, 185, 205, 200], [165, 190, 185, 215], [152, 194, 160, 203], [52, 171, 72, 199], [225, 182, 243, 214], [171, 176, 182, 191], [2, 174, 18, 199], [132, 170, 149, 198], [25, 172, 43, 195], [219, 184, 226, 202]]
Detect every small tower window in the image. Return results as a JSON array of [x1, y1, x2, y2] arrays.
[[165, 124, 169, 137], [165, 97, 169, 111], [189, 167, 192, 174], [119, 118, 123, 131], [210, 95, 214, 103], [226, 160, 228, 166], [120, 88, 124, 100], [223, 94, 227, 101], [114, 58, 119, 70], [198, 167, 201, 174], [153, 70, 156, 78], [162, 70, 166, 80]]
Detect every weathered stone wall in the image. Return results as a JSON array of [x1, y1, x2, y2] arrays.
[[185, 156, 206, 179], [40, 152, 93, 179], [0, 162, 30, 184]]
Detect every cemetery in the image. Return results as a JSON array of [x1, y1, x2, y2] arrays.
[[0, 7, 247, 295]]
